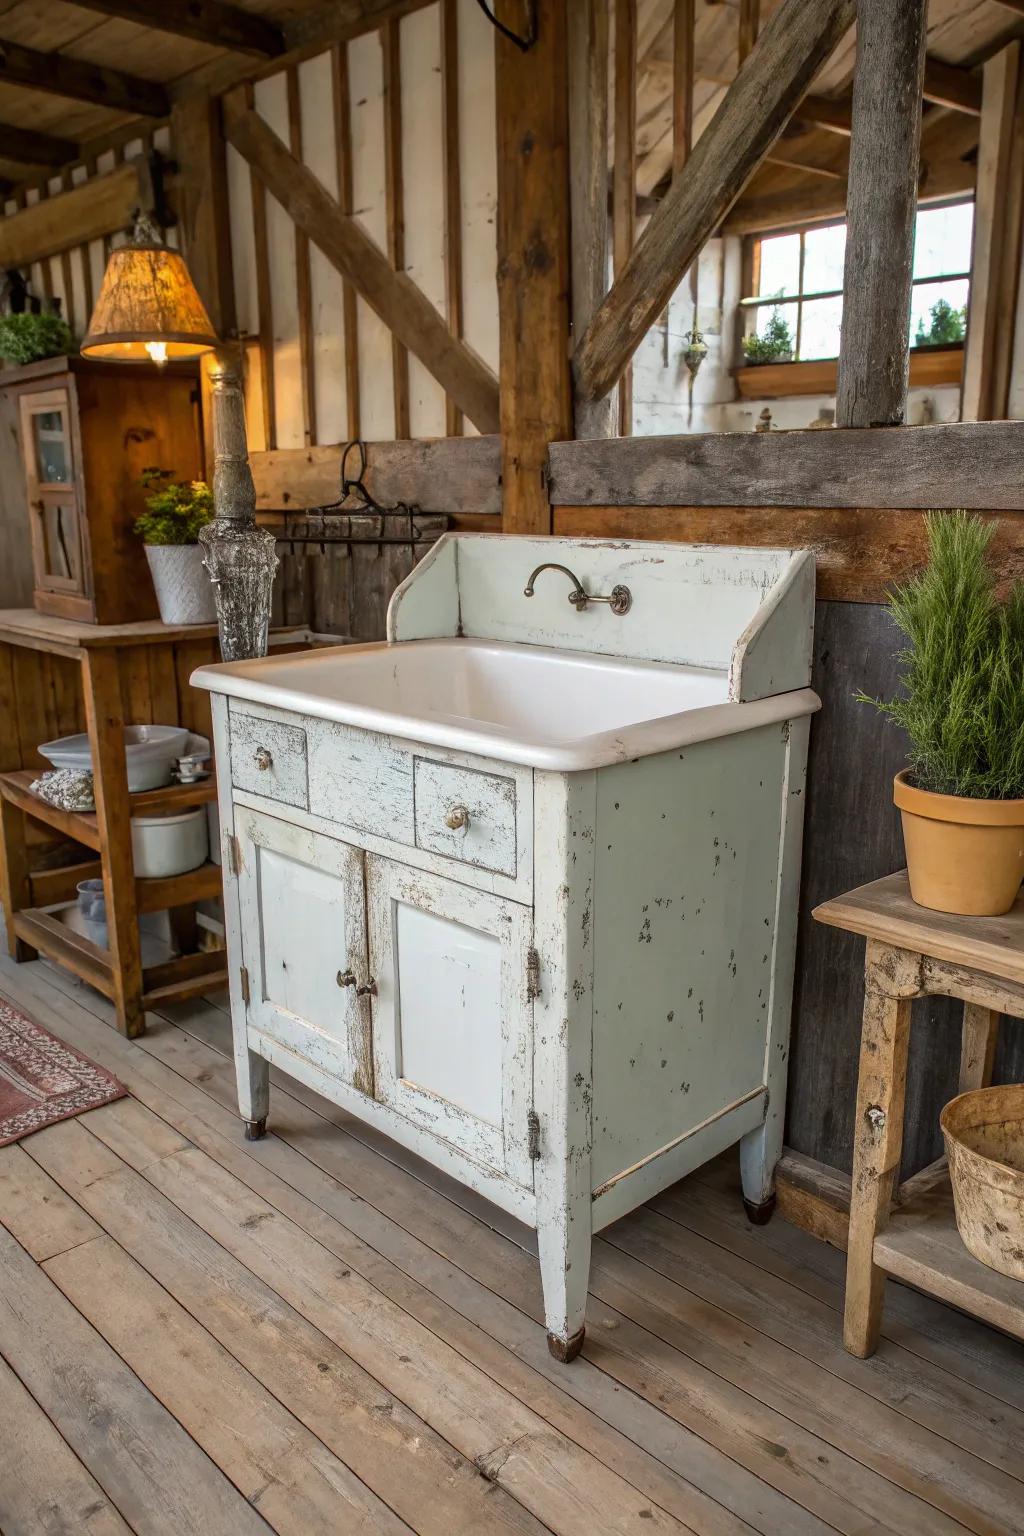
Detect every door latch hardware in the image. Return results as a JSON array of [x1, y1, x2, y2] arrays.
[[239, 965, 251, 1006], [337, 969, 357, 988], [227, 834, 242, 876], [356, 978, 377, 997], [526, 947, 541, 1001], [527, 1109, 541, 1160], [338, 969, 376, 997]]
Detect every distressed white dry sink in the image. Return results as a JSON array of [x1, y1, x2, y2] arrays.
[[193, 535, 819, 1359]]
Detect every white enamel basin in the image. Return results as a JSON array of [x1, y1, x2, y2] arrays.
[[193, 637, 817, 770]]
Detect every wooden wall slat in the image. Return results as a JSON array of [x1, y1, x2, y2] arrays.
[[246, 81, 277, 451], [440, 0, 464, 438], [287, 66, 317, 448], [250, 433, 502, 514], [331, 41, 361, 442], [552, 503, 1024, 604], [613, 0, 637, 437], [382, 17, 411, 440]]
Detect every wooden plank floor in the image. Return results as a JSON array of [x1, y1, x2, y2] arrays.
[[2, 947, 1024, 1535]]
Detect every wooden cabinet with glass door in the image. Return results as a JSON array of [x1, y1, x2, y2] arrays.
[[0, 355, 204, 625]]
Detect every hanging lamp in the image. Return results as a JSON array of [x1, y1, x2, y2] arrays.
[[81, 211, 277, 662], [81, 213, 217, 365]]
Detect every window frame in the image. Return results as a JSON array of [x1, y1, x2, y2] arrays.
[[741, 196, 974, 364]]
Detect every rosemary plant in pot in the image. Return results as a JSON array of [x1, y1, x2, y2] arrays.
[[135, 469, 217, 626], [861, 511, 1024, 916]]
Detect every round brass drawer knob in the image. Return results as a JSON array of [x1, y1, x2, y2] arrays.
[[445, 804, 470, 831], [254, 747, 273, 771]]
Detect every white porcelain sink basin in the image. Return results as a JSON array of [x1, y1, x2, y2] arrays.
[[193, 638, 813, 770]]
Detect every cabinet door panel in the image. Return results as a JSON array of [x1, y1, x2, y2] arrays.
[[367, 857, 534, 1187], [236, 807, 372, 1094]]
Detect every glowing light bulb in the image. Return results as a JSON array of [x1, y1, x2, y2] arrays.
[[145, 340, 168, 365]]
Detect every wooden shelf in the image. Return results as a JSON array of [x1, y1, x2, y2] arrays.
[[0, 770, 217, 856], [136, 861, 222, 914], [875, 1171, 1024, 1343]]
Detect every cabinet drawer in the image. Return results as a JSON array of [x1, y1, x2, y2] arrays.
[[230, 709, 308, 808], [414, 758, 517, 877]]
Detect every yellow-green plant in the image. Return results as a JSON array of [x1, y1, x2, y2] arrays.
[[135, 467, 214, 546], [860, 511, 1024, 800]]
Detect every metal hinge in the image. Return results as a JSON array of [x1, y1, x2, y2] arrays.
[[227, 834, 242, 876], [527, 1109, 541, 1160], [526, 946, 541, 1001], [239, 965, 250, 1006]]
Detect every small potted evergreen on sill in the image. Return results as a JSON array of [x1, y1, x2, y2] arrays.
[[135, 469, 217, 626], [860, 511, 1024, 916]]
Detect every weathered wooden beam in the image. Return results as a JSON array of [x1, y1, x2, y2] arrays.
[[672, 0, 695, 173], [961, 44, 1022, 422], [835, 0, 927, 428], [440, 0, 464, 437], [494, 0, 572, 532], [546, 422, 1024, 511], [169, 97, 235, 338], [222, 91, 500, 435], [797, 93, 852, 134], [0, 38, 169, 117], [613, 0, 637, 436], [568, 0, 612, 439], [738, 0, 759, 66], [382, 19, 409, 439], [286, 66, 316, 448], [574, 0, 855, 405], [0, 123, 77, 168], [331, 43, 360, 441], [249, 435, 502, 514], [922, 56, 982, 116], [61, 0, 284, 57], [0, 157, 159, 268]]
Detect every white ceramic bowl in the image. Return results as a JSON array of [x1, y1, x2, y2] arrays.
[[39, 724, 190, 791]]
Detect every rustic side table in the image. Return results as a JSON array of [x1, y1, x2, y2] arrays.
[[814, 871, 1024, 1359]]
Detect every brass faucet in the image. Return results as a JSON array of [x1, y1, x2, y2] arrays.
[[523, 562, 632, 616]]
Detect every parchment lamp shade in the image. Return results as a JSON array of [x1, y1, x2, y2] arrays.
[[81, 239, 217, 364]]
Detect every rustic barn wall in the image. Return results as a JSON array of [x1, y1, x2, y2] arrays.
[[226, 0, 498, 455]]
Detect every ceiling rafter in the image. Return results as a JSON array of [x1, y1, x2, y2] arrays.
[[0, 122, 78, 167], [66, 0, 285, 59], [0, 37, 169, 116]]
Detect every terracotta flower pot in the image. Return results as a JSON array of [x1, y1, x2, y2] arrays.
[[894, 770, 1024, 916]]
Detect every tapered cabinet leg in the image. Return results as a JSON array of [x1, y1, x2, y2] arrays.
[[739, 1116, 782, 1224], [0, 798, 36, 961], [237, 1046, 269, 1139], [538, 1208, 590, 1362], [844, 983, 912, 1358]]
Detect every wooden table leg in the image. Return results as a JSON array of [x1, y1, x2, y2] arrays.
[[82, 648, 145, 1039], [844, 977, 912, 1358], [0, 797, 36, 961], [958, 1003, 1000, 1093]]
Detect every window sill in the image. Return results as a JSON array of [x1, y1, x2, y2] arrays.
[[733, 345, 964, 400]]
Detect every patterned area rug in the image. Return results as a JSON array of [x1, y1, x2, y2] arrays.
[[0, 995, 126, 1147]]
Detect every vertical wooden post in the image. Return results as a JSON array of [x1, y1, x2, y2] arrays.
[[738, 0, 759, 66], [835, 0, 926, 428], [382, 18, 410, 439], [332, 43, 361, 442], [440, 0, 465, 438], [613, 0, 636, 437], [569, 0, 612, 439], [961, 43, 1023, 422], [245, 82, 277, 450], [495, 0, 572, 533], [170, 95, 237, 339], [287, 66, 317, 449], [672, 0, 695, 176]]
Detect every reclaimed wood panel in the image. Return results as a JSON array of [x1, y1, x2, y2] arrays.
[[552, 503, 1024, 604], [250, 435, 502, 515], [548, 422, 1024, 510]]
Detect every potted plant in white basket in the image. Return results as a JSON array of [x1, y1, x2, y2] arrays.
[[135, 469, 217, 626], [860, 510, 1024, 916]]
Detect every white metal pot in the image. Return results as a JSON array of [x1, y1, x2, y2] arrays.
[[131, 807, 209, 878], [144, 544, 217, 626]]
